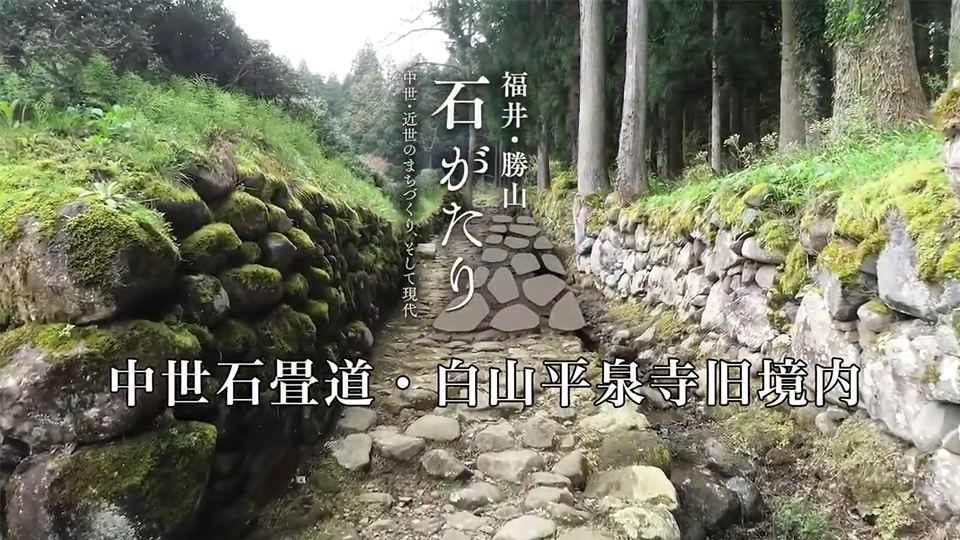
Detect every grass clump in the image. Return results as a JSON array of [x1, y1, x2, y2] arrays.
[[771, 493, 838, 540]]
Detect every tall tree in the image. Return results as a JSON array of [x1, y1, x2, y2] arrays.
[[710, 0, 722, 172], [779, 0, 806, 149], [829, 0, 926, 127], [575, 0, 608, 246], [615, 0, 650, 199], [951, 0, 960, 76]]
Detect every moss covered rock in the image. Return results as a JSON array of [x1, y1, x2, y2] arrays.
[[257, 304, 317, 360], [303, 300, 330, 328], [212, 318, 260, 362], [596, 430, 672, 472], [7, 421, 216, 540], [183, 141, 239, 203], [265, 203, 293, 232], [0, 199, 179, 326], [120, 173, 212, 239], [180, 222, 242, 274], [180, 274, 230, 328], [239, 240, 261, 264], [218, 264, 283, 314], [283, 273, 310, 308], [0, 320, 199, 449], [213, 191, 270, 241]]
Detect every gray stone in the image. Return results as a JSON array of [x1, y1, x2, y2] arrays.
[[521, 413, 567, 449], [548, 292, 586, 331], [482, 247, 509, 263], [610, 506, 681, 540], [819, 265, 874, 322], [522, 274, 567, 307], [476, 449, 546, 483], [877, 211, 960, 321], [485, 234, 504, 245], [920, 449, 960, 518], [524, 486, 575, 510], [488, 267, 521, 304], [434, 294, 490, 333], [754, 265, 779, 290], [358, 492, 395, 509], [475, 266, 490, 288], [474, 420, 517, 452], [442, 511, 490, 532], [790, 292, 861, 406], [332, 433, 372, 471], [491, 224, 509, 234], [517, 215, 537, 225], [511, 252, 541, 275], [493, 215, 514, 223], [542, 253, 567, 276], [338, 407, 377, 433], [557, 528, 617, 540], [528, 471, 573, 489], [449, 481, 505, 510], [420, 449, 469, 478], [370, 427, 426, 461], [740, 236, 785, 264], [509, 224, 542, 237], [534, 236, 553, 250], [942, 428, 960, 455], [672, 468, 740, 531], [552, 450, 588, 490], [505, 236, 531, 249], [491, 304, 540, 332], [417, 243, 437, 258], [493, 515, 556, 540], [801, 218, 833, 255], [857, 300, 894, 333], [584, 466, 678, 510], [724, 476, 764, 521], [405, 414, 461, 441], [548, 503, 591, 525]]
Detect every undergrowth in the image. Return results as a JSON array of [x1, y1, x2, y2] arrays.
[[0, 56, 401, 234]]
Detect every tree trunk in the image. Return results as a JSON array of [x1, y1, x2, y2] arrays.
[[710, 0, 722, 173], [666, 97, 684, 178], [538, 122, 551, 189], [832, 0, 926, 128], [615, 0, 649, 200], [575, 0, 607, 246], [951, 0, 960, 76], [779, 0, 806, 149]]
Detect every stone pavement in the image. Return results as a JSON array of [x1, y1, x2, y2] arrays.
[[433, 209, 585, 335], [307, 204, 683, 540]]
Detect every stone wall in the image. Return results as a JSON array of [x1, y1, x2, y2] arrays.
[[0, 149, 441, 540], [552, 186, 960, 522]]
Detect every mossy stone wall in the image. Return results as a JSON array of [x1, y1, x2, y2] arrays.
[[0, 148, 443, 540], [534, 174, 960, 522]]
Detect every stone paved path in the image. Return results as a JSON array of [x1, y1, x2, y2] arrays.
[[433, 209, 585, 335], [306, 203, 682, 540]]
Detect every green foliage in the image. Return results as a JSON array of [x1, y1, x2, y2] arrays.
[[825, 0, 892, 47], [772, 495, 837, 540]]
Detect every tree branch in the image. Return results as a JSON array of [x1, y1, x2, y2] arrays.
[[378, 26, 446, 50]]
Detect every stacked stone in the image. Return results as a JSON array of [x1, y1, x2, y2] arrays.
[[0, 142, 422, 540]]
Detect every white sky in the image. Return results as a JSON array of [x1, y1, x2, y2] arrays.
[[222, 0, 452, 80]]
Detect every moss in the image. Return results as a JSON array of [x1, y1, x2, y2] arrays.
[[48, 421, 217, 531], [777, 244, 811, 299], [596, 431, 672, 472], [212, 190, 269, 240], [652, 308, 685, 342], [239, 241, 261, 264], [817, 239, 870, 285], [772, 494, 837, 540], [303, 300, 330, 327], [219, 264, 282, 295], [0, 319, 199, 386], [283, 273, 310, 307], [864, 298, 891, 316], [305, 267, 332, 293], [258, 304, 317, 359], [181, 275, 229, 327], [756, 218, 797, 253], [834, 160, 960, 282], [711, 189, 750, 228], [58, 201, 179, 290], [743, 182, 770, 204], [180, 223, 242, 272], [212, 318, 259, 359], [264, 203, 287, 230], [284, 227, 314, 252], [722, 404, 801, 458], [931, 73, 960, 135], [814, 418, 913, 518]]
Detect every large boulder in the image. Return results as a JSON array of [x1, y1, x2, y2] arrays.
[[790, 292, 861, 406], [0, 320, 200, 449], [0, 200, 179, 325], [6, 421, 216, 540]]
